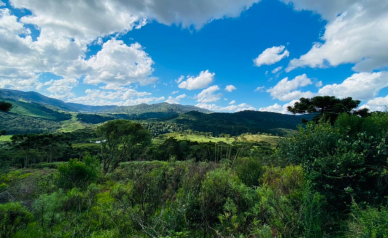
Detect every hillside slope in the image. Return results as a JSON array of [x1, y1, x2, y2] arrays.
[[0, 89, 210, 114], [142, 110, 313, 136]]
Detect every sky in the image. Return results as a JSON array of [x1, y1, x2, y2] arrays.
[[0, 0, 388, 113]]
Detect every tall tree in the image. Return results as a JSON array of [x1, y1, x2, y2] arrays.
[[0, 101, 12, 112], [287, 96, 369, 124], [97, 120, 151, 174]]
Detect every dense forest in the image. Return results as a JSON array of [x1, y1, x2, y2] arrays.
[[1, 94, 388, 237]]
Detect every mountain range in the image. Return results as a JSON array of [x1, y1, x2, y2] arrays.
[[0, 89, 210, 114], [0, 88, 311, 136]]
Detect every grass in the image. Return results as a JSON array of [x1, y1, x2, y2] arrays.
[[10, 101, 57, 120], [58, 114, 85, 133], [164, 133, 281, 146], [0, 135, 11, 142]]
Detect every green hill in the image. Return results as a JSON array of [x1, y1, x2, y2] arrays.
[[0, 88, 76, 111], [142, 110, 313, 136], [3, 99, 71, 121], [0, 89, 209, 113], [104, 102, 210, 114]]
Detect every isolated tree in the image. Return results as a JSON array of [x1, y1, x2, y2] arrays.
[[0, 101, 12, 112], [97, 120, 151, 174], [287, 96, 368, 124]]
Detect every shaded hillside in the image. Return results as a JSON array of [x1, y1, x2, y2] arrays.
[[3, 99, 71, 121], [0, 112, 63, 134], [0, 88, 76, 111], [143, 111, 314, 136]]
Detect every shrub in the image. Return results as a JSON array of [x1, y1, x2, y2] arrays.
[[57, 154, 99, 189], [0, 202, 33, 237], [234, 157, 264, 187], [348, 203, 388, 238]]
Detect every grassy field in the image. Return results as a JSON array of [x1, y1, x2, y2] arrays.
[[0, 135, 12, 142], [58, 114, 85, 132], [164, 133, 281, 146]]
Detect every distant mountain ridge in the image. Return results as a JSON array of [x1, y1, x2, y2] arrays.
[[0, 88, 210, 114]]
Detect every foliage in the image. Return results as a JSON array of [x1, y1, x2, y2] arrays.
[[57, 154, 99, 189], [77, 113, 115, 124], [97, 120, 152, 174], [348, 203, 388, 238], [287, 96, 368, 124], [0, 202, 33, 237], [0, 101, 12, 112], [278, 113, 388, 213]]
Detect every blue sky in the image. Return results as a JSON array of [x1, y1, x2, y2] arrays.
[[0, 0, 387, 112]]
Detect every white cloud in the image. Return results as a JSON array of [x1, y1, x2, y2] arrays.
[[1, 0, 261, 93], [254, 86, 265, 92], [82, 39, 156, 86], [318, 72, 388, 100], [195, 85, 222, 103], [122, 96, 165, 106], [175, 76, 184, 84], [45, 78, 78, 99], [254, 45, 290, 67], [66, 86, 156, 106], [272, 66, 283, 74], [0, 1, 5, 6], [165, 94, 187, 104], [315, 81, 323, 87], [361, 96, 388, 112], [178, 70, 215, 90], [171, 91, 179, 95], [10, 0, 261, 37], [229, 100, 236, 104], [225, 85, 237, 92], [267, 74, 314, 101], [196, 102, 255, 112], [285, 0, 388, 72], [259, 100, 298, 114]]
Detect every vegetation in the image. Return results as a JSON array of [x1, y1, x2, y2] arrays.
[[288, 96, 370, 124], [0, 101, 12, 112], [1, 93, 388, 237]]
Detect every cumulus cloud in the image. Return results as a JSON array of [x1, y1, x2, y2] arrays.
[[285, 0, 388, 72], [229, 100, 236, 104], [225, 85, 237, 92], [267, 74, 314, 101], [259, 100, 298, 114], [10, 0, 261, 38], [196, 102, 255, 112], [195, 85, 222, 103], [315, 81, 323, 87], [66, 86, 156, 106], [318, 72, 388, 100], [1, 0, 261, 94], [178, 70, 215, 90], [254, 45, 289, 67], [45, 78, 78, 99], [165, 94, 187, 104], [82, 39, 155, 86], [171, 91, 179, 95], [361, 96, 388, 112]]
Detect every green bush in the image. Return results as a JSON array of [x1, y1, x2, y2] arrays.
[[234, 157, 264, 187], [0, 202, 33, 238], [348, 203, 388, 238], [57, 154, 99, 189], [278, 113, 388, 213]]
